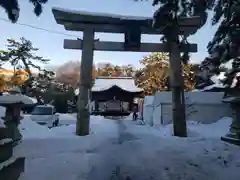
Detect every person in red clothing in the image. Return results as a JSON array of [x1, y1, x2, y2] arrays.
[[132, 104, 138, 121]]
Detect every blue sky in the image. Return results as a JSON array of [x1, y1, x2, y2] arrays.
[[0, 0, 217, 69]]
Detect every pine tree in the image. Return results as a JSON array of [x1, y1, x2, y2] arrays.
[[2, 37, 52, 96], [0, 0, 48, 23], [202, 0, 240, 87], [152, 0, 212, 62]]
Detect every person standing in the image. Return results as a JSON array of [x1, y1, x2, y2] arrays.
[[132, 104, 138, 121]]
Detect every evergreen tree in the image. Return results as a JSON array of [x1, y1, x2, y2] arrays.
[[2, 37, 53, 96], [152, 0, 212, 63], [202, 0, 240, 87]]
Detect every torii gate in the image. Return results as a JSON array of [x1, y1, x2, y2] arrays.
[[52, 7, 200, 136]]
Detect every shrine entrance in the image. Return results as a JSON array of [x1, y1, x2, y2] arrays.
[[52, 7, 200, 135]]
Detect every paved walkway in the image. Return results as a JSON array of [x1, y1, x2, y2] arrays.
[[88, 120, 138, 180]]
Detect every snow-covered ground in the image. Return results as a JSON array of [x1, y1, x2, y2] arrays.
[[13, 115, 240, 180]]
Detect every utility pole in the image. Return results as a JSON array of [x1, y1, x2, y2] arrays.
[[76, 28, 94, 136]]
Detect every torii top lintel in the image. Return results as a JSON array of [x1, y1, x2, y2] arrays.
[[52, 7, 201, 35]]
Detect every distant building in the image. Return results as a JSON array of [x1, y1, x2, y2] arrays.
[[75, 76, 143, 116]]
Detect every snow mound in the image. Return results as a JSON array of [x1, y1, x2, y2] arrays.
[[52, 115, 117, 136], [58, 113, 76, 126], [19, 114, 233, 140], [19, 116, 56, 139], [151, 117, 232, 138], [19, 115, 118, 139]]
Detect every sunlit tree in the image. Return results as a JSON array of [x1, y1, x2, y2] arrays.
[[0, 68, 28, 92], [134, 53, 198, 95], [96, 63, 135, 77]]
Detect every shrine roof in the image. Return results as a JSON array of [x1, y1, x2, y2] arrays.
[[74, 76, 143, 95], [52, 7, 200, 35]]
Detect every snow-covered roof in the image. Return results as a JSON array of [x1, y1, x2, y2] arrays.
[[0, 94, 37, 105], [92, 77, 143, 92], [75, 77, 143, 95]]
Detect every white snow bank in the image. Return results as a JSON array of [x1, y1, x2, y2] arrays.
[[126, 117, 232, 139], [146, 117, 232, 138], [19, 115, 118, 139], [58, 113, 76, 126], [186, 117, 232, 138], [19, 116, 56, 139], [20, 113, 233, 140], [16, 116, 119, 165], [51, 115, 117, 137]]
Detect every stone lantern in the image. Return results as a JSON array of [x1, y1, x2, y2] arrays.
[[0, 87, 36, 180], [221, 76, 240, 145], [0, 87, 37, 142]]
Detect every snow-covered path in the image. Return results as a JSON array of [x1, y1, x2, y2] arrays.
[[18, 119, 240, 180]]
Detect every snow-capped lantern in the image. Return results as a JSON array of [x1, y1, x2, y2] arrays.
[[221, 74, 240, 146], [0, 87, 37, 142], [0, 86, 26, 179]]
